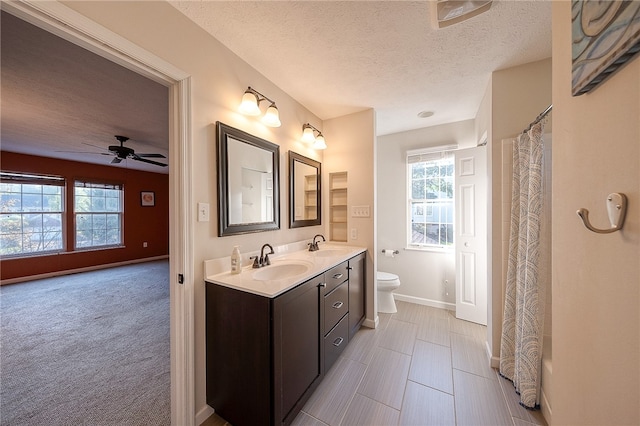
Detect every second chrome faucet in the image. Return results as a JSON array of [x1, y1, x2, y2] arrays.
[[308, 234, 326, 252], [251, 243, 275, 268]]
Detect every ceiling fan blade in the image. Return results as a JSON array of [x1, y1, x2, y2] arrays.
[[136, 153, 166, 158], [131, 155, 167, 167], [111, 157, 123, 164], [82, 142, 111, 152], [55, 150, 112, 155]]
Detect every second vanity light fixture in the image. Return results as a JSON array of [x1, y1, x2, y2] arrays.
[[301, 123, 327, 150], [238, 86, 281, 127]]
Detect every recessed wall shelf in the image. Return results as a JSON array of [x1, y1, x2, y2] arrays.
[[329, 172, 348, 242]]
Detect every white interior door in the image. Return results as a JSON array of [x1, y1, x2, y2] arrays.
[[455, 145, 488, 325]]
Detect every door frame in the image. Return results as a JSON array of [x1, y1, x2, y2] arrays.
[[1, 1, 195, 424]]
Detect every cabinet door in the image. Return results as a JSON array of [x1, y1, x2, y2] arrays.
[[348, 253, 366, 339], [273, 275, 323, 425]]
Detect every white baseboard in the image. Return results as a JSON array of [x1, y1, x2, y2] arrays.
[[0, 255, 169, 285], [393, 293, 455, 311], [196, 405, 215, 425], [485, 340, 500, 369], [363, 316, 378, 329]]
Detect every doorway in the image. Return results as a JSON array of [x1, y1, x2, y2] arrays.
[[1, 2, 194, 424]]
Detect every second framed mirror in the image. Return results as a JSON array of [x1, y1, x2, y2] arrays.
[[289, 151, 321, 228]]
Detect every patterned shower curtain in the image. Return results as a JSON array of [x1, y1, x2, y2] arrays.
[[500, 121, 547, 409]]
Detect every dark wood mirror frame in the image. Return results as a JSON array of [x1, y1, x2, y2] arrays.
[[289, 151, 321, 228], [217, 121, 280, 236]]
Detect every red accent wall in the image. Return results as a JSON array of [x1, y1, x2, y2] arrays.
[[1, 152, 169, 281]]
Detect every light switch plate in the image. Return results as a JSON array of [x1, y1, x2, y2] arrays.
[[198, 202, 210, 222], [352, 205, 370, 217]]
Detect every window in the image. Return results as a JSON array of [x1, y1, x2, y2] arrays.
[[74, 181, 123, 249], [408, 150, 454, 248], [0, 172, 65, 256]]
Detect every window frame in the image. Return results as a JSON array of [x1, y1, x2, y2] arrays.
[[0, 171, 66, 257], [73, 180, 124, 250], [406, 148, 456, 251]]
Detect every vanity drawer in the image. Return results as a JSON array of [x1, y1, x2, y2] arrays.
[[324, 314, 349, 373], [324, 281, 348, 334], [324, 261, 348, 294]]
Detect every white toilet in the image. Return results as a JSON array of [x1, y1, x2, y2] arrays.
[[377, 271, 401, 313]]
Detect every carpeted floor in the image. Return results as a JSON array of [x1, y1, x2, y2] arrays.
[[0, 260, 170, 426]]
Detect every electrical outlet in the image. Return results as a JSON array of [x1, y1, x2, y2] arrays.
[[198, 202, 210, 222], [143, 242, 148, 248], [351, 205, 370, 217], [350, 228, 358, 240]]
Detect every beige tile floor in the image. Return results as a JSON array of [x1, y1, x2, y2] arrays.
[[203, 300, 547, 426]]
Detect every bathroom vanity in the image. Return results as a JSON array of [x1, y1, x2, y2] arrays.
[[205, 244, 366, 426]]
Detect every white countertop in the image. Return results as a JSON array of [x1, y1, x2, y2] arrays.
[[205, 243, 366, 298]]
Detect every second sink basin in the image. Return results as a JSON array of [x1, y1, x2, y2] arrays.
[[313, 248, 350, 258], [252, 261, 313, 281]]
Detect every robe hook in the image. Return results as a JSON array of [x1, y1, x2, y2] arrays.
[[576, 193, 627, 234]]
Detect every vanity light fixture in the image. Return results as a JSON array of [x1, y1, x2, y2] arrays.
[[301, 123, 327, 150], [238, 86, 281, 127]]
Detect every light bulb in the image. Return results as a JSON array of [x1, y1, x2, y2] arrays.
[[262, 104, 281, 127], [301, 126, 316, 143], [313, 134, 327, 150], [238, 91, 261, 116]]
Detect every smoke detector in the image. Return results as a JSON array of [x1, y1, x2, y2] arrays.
[[432, 1, 493, 28]]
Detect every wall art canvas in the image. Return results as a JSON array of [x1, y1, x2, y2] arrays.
[[572, 0, 640, 96]]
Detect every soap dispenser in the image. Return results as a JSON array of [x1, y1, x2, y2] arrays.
[[231, 246, 241, 274]]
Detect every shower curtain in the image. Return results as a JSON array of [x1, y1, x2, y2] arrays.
[[500, 121, 546, 409]]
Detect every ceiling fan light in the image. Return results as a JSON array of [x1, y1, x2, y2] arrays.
[[262, 104, 281, 127], [313, 134, 327, 150], [239, 90, 261, 116], [301, 125, 316, 143]]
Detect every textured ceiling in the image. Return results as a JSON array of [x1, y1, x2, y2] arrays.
[[1, 1, 552, 173], [1, 11, 170, 174], [169, 0, 552, 136]]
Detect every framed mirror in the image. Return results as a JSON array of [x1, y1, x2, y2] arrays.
[[289, 151, 321, 228], [217, 122, 280, 236]]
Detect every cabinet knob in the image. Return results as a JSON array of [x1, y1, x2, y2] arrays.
[[318, 282, 326, 288], [333, 337, 344, 347], [347, 266, 353, 271], [332, 301, 344, 309]]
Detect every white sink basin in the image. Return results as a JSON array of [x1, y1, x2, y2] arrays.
[[252, 261, 313, 281], [313, 249, 350, 258]]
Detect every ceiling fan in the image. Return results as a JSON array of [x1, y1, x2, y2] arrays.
[[105, 135, 167, 167], [67, 135, 167, 167]]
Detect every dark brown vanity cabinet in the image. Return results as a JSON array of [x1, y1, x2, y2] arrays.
[[348, 252, 366, 339], [206, 253, 366, 426], [322, 262, 349, 372], [206, 275, 323, 426]]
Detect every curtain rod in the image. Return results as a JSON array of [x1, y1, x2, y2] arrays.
[[522, 104, 552, 134]]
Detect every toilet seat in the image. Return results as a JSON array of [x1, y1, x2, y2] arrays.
[[377, 271, 399, 281], [377, 271, 400, 290]]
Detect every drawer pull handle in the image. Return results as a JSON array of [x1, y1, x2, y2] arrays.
[[332, 273, 343, 280], [333, 337, 344, 347], [332, 301, 344, 309]]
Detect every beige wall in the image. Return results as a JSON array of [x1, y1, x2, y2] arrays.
[[376, 120, 475, 307], [486, 58, 552, 362], [61, 1, 375, 418], [323, 109, 376, 321], [552, 2, 639, 424]]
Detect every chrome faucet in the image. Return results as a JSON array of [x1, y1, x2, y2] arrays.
[[251, 243, 275, 268], [308, 234, 326, 252]]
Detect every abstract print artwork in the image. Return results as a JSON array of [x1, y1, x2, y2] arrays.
[[572, 0, 640, 96]]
